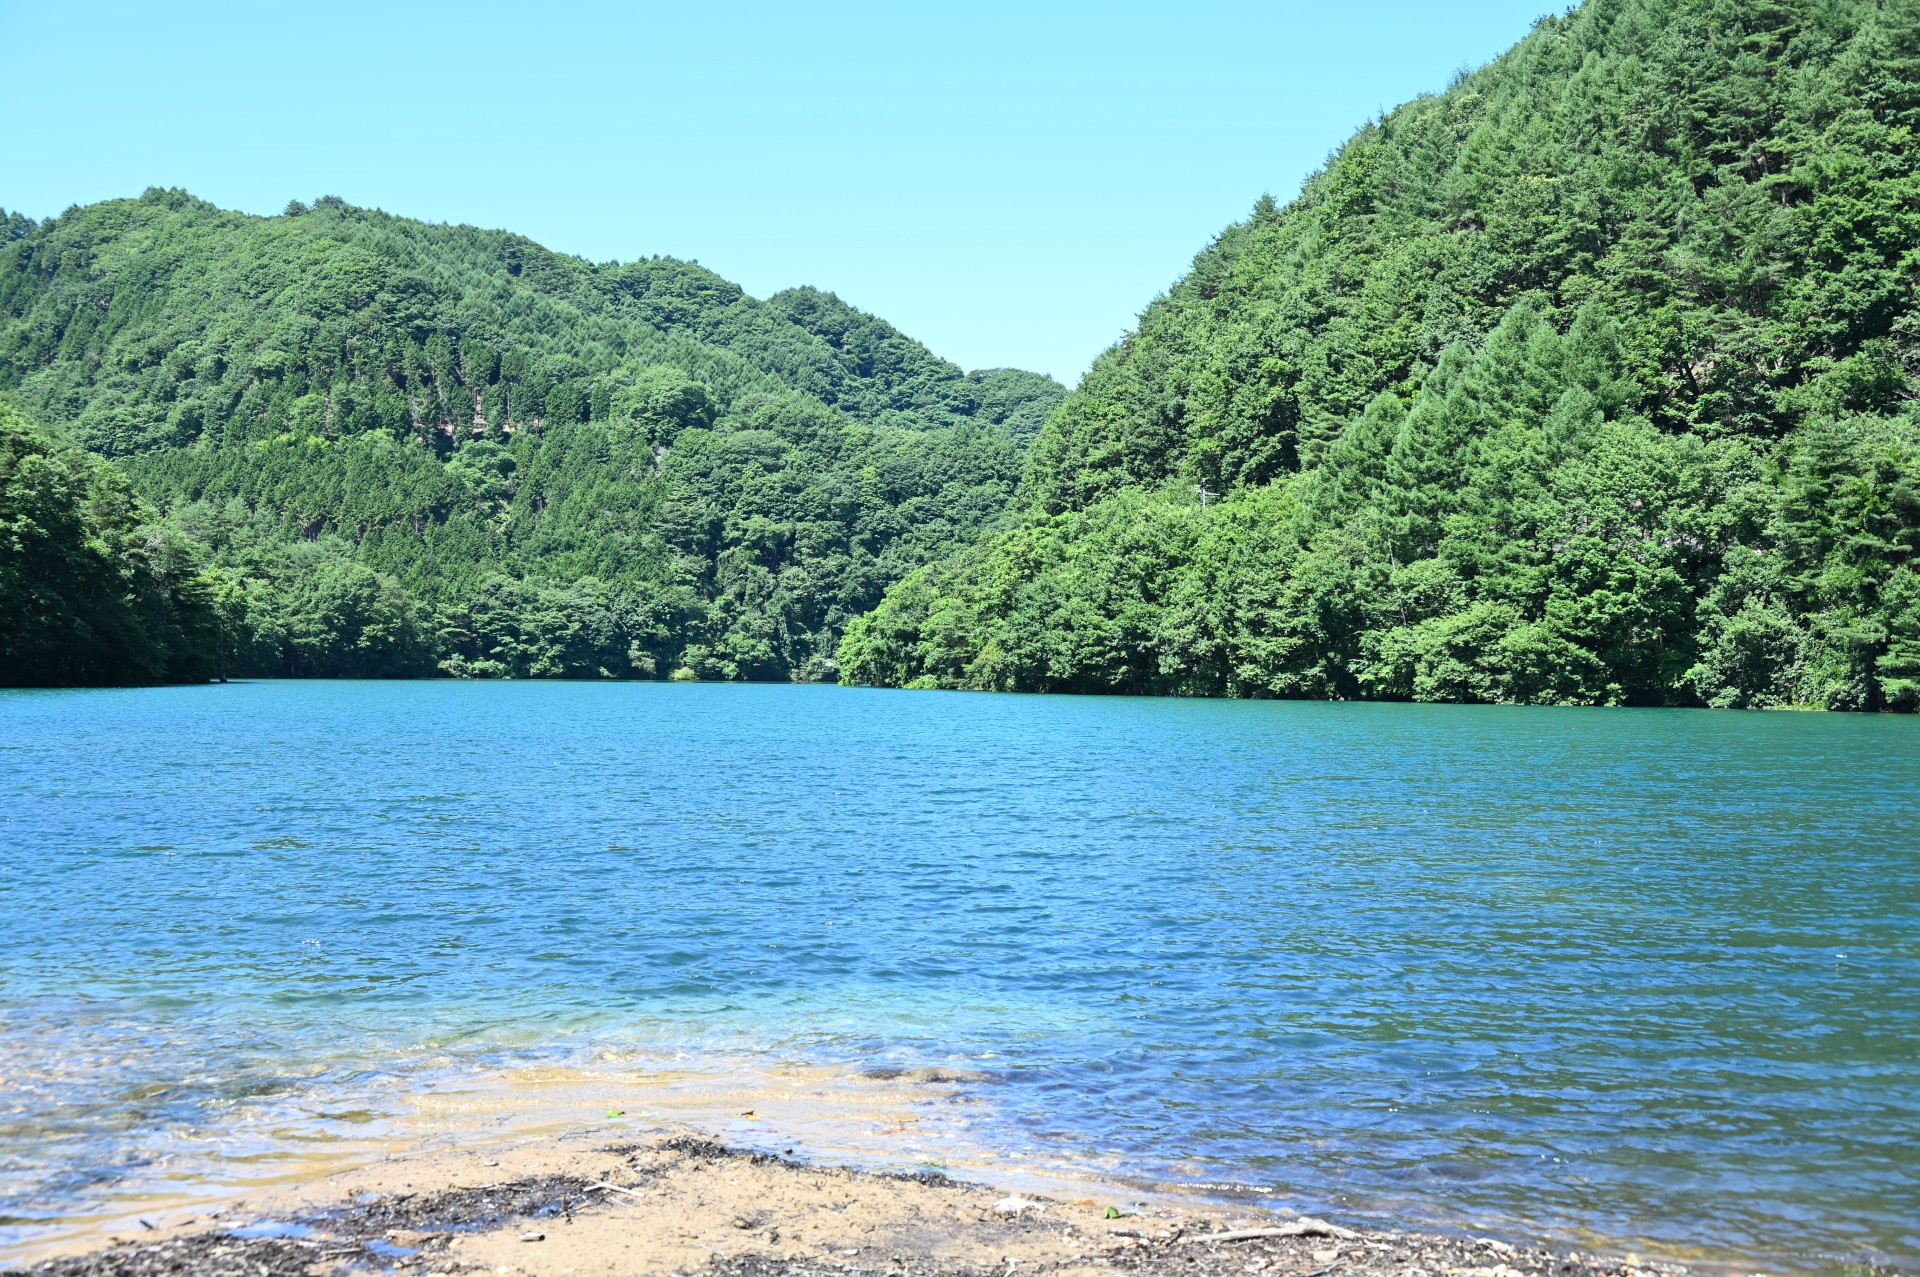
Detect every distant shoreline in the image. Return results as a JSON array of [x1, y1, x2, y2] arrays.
[[9, 676, 1913, 717]]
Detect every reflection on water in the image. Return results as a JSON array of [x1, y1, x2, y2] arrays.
[[1, 682, 1916, 1270]]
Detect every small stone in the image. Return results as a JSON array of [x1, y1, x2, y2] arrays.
[[993, 1197, 1044, 1216], [519, 1231, 545, 1243], [1313, 1248, 1341, 1264]]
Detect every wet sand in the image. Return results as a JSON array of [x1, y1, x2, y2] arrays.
[[3, 1127, 1714, 1277], [2, 1057, 1032, 1261]]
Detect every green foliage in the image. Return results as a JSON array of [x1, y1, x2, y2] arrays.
[[0, 397, 216, 684], [0, 193, 1065, 683], [844, 0, 1920, 711]]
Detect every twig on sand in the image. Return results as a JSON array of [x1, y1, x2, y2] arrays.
[[584, 1181, 648, 1200]]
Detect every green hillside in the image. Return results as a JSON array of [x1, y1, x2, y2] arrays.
[[841, 0, 1920, 710], [0, 192, 1063, 683], [0, 398, 216, 685]]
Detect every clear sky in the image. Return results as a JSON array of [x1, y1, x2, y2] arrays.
[[0, 0, 1555, 384]]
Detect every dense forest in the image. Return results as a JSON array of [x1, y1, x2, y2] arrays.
[[6, 0, 1918, 708], [841, 0, 1920, 710], [0, 195, 1063, 683], [0, 398, 217, 684]]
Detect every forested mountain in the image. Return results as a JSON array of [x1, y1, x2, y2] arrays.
[[841, 0, 1920, 710], [0, 193, 1063, 683]]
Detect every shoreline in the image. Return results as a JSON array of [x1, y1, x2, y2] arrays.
[[2, 1058, 1906, 1277], [1, 1126, 1738, 1277]]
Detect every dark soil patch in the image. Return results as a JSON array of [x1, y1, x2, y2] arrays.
[[650, 1136, 810, 1173], [6, 1234, 402, 1277], [4, 1175, 598, 1277], [313, 1174, 594, 1236], [875, 1168, 961, 1188]]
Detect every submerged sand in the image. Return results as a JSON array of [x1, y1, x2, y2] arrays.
[[4, 1126, 1711, 1277], [2, 1056, 1038, 1260]]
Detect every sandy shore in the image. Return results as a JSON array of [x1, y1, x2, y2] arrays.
[[2, 1125, 1714, 1277]]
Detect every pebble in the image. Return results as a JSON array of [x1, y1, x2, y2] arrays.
[[519, 1231, 544, 1243]]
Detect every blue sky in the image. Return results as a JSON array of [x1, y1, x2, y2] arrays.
[[0, 0, 1556, 384]]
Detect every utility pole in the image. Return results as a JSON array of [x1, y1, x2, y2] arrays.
[[1196, 483, 1216, 510]]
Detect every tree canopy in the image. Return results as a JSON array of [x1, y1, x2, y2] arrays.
[[0, 193, 1064, 683], [841, 0, 1920, 711], [0, 398, 216, 685]]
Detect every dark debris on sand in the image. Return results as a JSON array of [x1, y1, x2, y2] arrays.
[[2, 1173, 600, 1277], [653, 1135, 804, 1171], [1084, 1226, 1912, 1277], [321, 1174, 595, 1236], [708, 1254, 982, 1277], [8, 1235, 406, 1277], [707, 1227, 1656, 1277], [1099, 1225, 1626, 1277], [13, 1137, 1894, 1277]]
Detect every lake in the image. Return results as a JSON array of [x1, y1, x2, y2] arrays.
[[1, 682, 1915, 1269]]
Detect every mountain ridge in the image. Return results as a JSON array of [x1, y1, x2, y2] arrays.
[[0, 189, 1064, 684]]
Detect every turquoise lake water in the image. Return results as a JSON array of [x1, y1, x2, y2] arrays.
[[1, 682, 1916, 1268]]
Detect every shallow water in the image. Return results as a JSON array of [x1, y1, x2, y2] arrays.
[[1, 682, 1916, 1268]]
